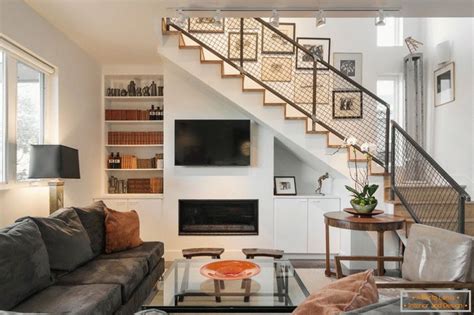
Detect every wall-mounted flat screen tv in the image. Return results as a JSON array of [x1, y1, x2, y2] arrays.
[[175, 120, 251, 166]]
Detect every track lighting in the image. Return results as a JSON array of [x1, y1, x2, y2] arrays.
[[315, 9, 326, 28], [176, 9, 186, 25], [213, 9, 223, 27], [269, 9, 280, 28], [375, 9, 385, 26]]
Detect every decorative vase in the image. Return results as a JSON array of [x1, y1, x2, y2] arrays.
[[350, 199, 378, 214]]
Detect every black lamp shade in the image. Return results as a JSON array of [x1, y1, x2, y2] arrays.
[[28, 145, 80, 179]]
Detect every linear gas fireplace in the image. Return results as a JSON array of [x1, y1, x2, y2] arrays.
[[179, 199, 258, 235]]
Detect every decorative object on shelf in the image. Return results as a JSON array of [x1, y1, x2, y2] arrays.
[[315, 172, 329, 195], [434, 62, 455, 106], [274, 176, 297, 195], [200, 260, 261, 281], [113, 88, 120, 96], [332, 90, 363, 119], [143, 86, 150, 96], [228, 32, 258, 61], [343, 208, 384, 217], [333, 52, 363, 84], [261, 23, 295, 54], [120, 89, 127, 96], [343, 138, 379, 214], [150, 81, 158, 96], [261, 57, 293, 82], [106, 88, 113, 96], [136, 87, 142, 96], [156, 153, 164, 169], [127, 80, 136, 96], [189, 17, 225, 33], [158, 85, 164, 96], [296, 37, 331, 70], [405, 37, 423, 55], [294, 73, 330, 105], [108, 175, 127, 194], [28, 145, 80, 213]]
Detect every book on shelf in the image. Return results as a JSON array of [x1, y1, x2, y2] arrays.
[[107, 131, 163, 145], [107, 153, 162, 169], [105, 109, 164, 121], [108, 176, 163, 194]]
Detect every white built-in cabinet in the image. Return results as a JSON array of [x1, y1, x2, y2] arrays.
[[94, 197, 163, 242], [274, 196, 341, 254]]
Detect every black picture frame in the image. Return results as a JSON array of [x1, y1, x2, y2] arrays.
[[188, 17, 225, 33], [261, 23, 296, 55], [296, 37, 331, 70], [332, 90, 363, 119], [274, 176, 297, 195]]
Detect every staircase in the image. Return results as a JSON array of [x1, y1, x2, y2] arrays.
[[161, 17, 473, 236]]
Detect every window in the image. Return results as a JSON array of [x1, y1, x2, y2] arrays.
[[16, 62, 44, 180], [0, 52, 5, 183], [377, 75, 403, 124], [377, 18, 403, 47], [0, 43, 49, 185]]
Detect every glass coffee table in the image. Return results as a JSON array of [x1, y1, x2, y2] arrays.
[[143, 259, 309, 313]]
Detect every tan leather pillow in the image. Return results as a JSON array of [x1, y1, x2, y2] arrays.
[[292, 270, 379, 315], [104, 208, 143, 254]]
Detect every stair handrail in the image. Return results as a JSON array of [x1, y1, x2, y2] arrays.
[[166, 17, 390, 170], [391, 120, 471, 233]]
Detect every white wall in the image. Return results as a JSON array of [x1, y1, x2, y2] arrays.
[[422, 18, 474, 195], [162, 61, 275, 258], [0, 0, 101, 225]]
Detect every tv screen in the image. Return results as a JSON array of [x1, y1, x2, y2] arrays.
[[175, 120, 251, 166]]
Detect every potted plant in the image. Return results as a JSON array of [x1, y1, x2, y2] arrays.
[[343, 137, 379, 213]]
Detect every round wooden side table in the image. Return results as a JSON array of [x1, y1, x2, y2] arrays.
[[324, 210, 405, 277]]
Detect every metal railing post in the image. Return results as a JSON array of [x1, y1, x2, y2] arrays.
[[458, 196, 466, 234], [312, 58, 317, 122], [385, 107, 391, 172], [390, 124, 396, 201], [239, 18, 244, 68]]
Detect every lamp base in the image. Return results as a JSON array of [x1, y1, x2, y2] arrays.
[[49, 180, 64, 214]]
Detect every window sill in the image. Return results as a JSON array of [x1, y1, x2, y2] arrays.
[[0, 180, 49, 191]]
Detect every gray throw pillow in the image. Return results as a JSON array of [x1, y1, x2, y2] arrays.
[[18, 208, 94, 271], [0, 220, 53, 310], [73, 201, 107, 256]]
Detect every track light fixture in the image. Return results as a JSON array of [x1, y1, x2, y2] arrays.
[[176, 9, 186, 25], [375, 9, 385, 26], [315, 9, 326, 28], [213, 9, 223, 27], [269, 9, 280, 28]]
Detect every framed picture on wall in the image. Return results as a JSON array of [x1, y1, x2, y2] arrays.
[[294, 73, 330, 105], [332, 90, 363, 119], [333, 53, 363, 84], [434, 62, 455, 106], [228, 32, 258, 61], [274, 176, 297, 195], [188, 17, 225, 33], [261, 23, 296, 54], [261, 57, 293, 82], [296, 37, 331, 70]]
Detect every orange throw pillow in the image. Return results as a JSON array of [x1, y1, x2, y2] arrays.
[[104, 208, 143, 254], [292, 270, 379, 315]]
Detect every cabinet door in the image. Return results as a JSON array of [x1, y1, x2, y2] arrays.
[[98, 199, 128, 211], [274, 198, 308, 253], [127, 199, 164, 241], [307, 199, 340, 254]]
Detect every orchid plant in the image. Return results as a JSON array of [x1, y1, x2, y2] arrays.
[[343, 137, 379, 207]]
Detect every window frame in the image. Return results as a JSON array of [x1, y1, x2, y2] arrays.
[[376, 74, 404, 124], [0, 48, 49, 187]]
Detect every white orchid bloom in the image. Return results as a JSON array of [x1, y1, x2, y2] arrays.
[[345, 136, 358, 146], [360, 142, 370, 153]]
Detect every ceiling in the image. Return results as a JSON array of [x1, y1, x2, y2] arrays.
[[24, 0, 474, 64]]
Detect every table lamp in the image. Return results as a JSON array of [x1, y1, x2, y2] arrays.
[[28, 145, 80, 213]]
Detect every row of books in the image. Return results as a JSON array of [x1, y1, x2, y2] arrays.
[[105, 109, 153, 121], [108, 176, 163, 194], [119, 155, 162, 169], [108, 132, 163, 145]]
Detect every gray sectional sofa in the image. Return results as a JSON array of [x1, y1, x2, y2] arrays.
[[0, 201, 165, 314]]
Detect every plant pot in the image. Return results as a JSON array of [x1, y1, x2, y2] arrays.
[[350, 199, 378, 214]]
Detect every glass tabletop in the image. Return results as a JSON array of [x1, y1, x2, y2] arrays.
[[143, 259, 309, 313]]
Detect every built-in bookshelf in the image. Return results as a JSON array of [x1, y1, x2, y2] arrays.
[[102, 74, 164, 198]]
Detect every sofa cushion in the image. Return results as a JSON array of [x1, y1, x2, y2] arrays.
[[0, 220, 53, 310], [402, 224, 473, 282], [292, 270, 379, 315], [57, 257, 148, 303], [12, 284, 121, 315], [18, 208, 94, 271], [97, 241, 164, 271], [105, 208, 143, 254], [73, 200, 107, 256]]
